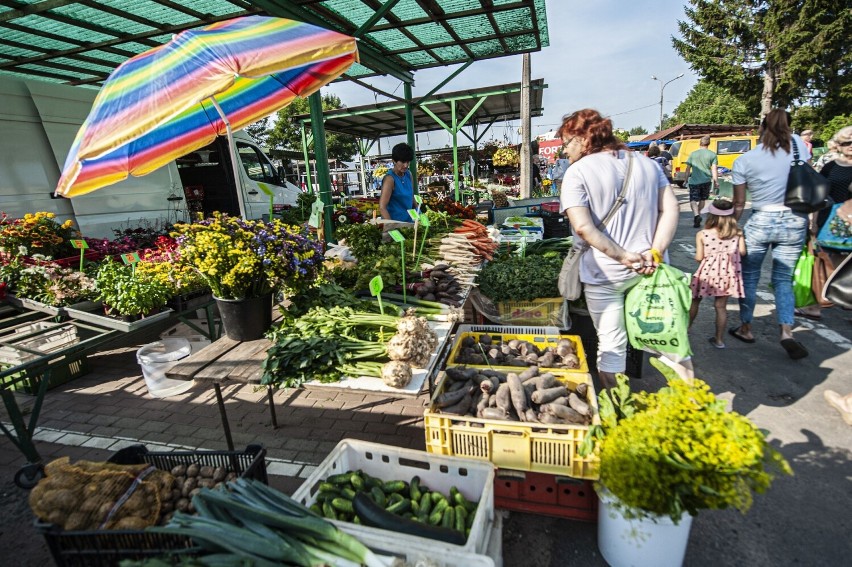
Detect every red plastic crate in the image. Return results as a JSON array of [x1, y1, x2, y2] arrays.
[[540, 201, 561, 213], [493, 469, 598, 522]]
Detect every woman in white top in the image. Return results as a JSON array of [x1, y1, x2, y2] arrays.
[[730, 109, 810, 359], [559, 109, 679, 388]]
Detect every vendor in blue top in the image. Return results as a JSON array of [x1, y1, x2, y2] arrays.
[[379, 143, 416, 222]]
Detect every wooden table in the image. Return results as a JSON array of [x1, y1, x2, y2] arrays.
[[166, 332, 279, 452]]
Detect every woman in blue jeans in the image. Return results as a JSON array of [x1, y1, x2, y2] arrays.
[[731, 109, 810, 359]]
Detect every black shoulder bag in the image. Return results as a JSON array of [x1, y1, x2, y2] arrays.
[[784, 138, 829, 213]]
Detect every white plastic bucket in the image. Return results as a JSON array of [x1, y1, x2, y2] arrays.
[[597, 491, 693, 567], [136, 337, 202, 398]]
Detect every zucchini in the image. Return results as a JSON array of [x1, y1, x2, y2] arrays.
[[353, 493, 466, 545]]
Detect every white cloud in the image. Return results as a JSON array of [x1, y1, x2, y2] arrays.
[[323, 0, 698, 152]]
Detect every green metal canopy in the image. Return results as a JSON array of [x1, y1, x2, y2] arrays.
[[0, 1, 549, 86], [296, 79, 545, 139]]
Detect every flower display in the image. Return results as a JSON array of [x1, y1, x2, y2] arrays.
[[173, 213, 324, 300], [332, 206, 366, 226], [95, 258, 170, 317], [0, 256, 95, 306], [135, 236, 208, 298], [0, 211, 79, 259], [581, 370, 791, 522], [423, 196, 476, 219]]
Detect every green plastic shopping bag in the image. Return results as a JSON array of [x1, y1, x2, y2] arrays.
[[792, 241, 817, 308], [625, 264, 693, 358]]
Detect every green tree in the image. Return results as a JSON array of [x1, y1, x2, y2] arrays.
[[244, 117, 270, 147], [629, 126, 648, 136], [821, 114, 852, 142], [670, 80, 755, 125], [267, 94, 358, 162], [614, 129, 629, 142], [672, 0, 851, 122]]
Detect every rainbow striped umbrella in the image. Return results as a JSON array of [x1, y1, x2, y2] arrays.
[[56, 16, 357, 198]]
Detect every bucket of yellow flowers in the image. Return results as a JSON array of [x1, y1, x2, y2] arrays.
[[172, 213, 324, 341], [579, 361, 792, 567]]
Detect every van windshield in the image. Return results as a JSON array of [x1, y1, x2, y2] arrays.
[[670, 142, 681, 155]]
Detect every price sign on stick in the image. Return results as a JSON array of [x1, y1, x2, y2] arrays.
[[71, 239, 88, 271], [408, 209, 420, 260], [415, 212, 431, 269], [121, 252, 141, 265], [387, 230, 408, 303], [308, 199, 324, 228], [369, 275, 385, 315]]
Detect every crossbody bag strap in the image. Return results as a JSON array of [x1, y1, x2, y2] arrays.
[[791, 137, 801, 163], [598, 151, 635, 228]]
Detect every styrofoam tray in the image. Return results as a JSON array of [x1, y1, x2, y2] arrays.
[[292, 439, 496, 556], [65, 301, 173, 332], [303, 321, 452, 397]]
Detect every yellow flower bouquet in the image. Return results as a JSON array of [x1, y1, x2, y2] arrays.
[[580, 364, 791, 523], [172, 213, 324, 301]]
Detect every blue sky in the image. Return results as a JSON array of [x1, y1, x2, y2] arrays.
[[324, 0, 698, 152]]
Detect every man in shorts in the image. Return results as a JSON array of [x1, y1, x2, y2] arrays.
[[684, 136, 718, 227]]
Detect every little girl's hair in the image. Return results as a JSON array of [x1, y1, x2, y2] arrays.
[[704, 199, 742, 240]]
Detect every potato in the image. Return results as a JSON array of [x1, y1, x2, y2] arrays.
[[64, 511, 89, 531], [160, 500, 174, 514], [189, 487, 202, 499], [170, 464, 187, 477], [171, 488, 182, 501], [47, 510, 65, 525], [186, 464, 201, 478], [113, 516, 149, 530], [212, 467, 227, 483], [181, 477, 198, 497], [41, 489, 80, 511], [197, 478, 216, 489], [176, 498, 190, 512], [225, 472, 238, 482], [562, 354, 580, 368], [199, 466, 215, 479]]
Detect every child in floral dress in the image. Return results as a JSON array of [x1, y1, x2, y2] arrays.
[[689, 199, 746, 348]]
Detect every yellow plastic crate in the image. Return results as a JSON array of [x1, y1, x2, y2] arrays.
[[447, 325, 589, 375], [496, 298, 564, 326], [424, 370, 600, 479]]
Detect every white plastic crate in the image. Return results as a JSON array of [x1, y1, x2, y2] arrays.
[[0, 322, 78, 366], [292, 439, 496, 555]]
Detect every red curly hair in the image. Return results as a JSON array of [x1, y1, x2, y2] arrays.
[[556, 109, 626, 160]]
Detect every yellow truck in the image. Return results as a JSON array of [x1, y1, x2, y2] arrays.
[[669, 135, 758, 186]]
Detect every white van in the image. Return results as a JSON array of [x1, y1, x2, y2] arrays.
[[0, 76, 300, 238]]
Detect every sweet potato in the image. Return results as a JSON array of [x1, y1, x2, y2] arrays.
[[435, 385, 472, 408], [568, 392, 591, 416], [480, 407, 508, 420], [495, 383, 512, 412], [518, 366, 539, 381], [506, 373, 528, 420], [531, 385, 569, 405], [541, 403, 587, 424]]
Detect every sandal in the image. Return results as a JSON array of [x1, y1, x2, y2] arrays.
[[780, 338, 808, 360], [708, 338, 726, 349], [728, 328, 755, 344], [794, 308, 822, 321]]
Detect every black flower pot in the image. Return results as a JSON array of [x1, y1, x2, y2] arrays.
[[213, 293, 273, 341]]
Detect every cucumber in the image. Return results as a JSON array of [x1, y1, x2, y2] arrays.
[[309, 503, 323, 516], [441, 507, 455, 529], [387, 492, 405, 505], [317, 482, 340, 493], [386, 498, 411, 515], [453, 491, 478, 513], [431, 491, 447, 504], [431, 498, 449, 517], [350, 472, 365, 491], [327, 473, 352, 485], [321, 501, 337, 520], [383, 480, 407, 493], [411, 499, 420, 515], [410, 476, 422, 502], [419, 491, 433, 515], [363, 473, 382, 489], [340, 487, 357, 500], [353, 515, 362, 525], [454, 505, 467, 533], [331, 497, 354, 514], [315, 491, 338, 503], [370, 486, 386, 508], [353, 493, 466, 545], [466, 506, 476, 529]]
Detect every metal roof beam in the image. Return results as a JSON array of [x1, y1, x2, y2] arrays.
[[370, 0, 530, 32], [353, 0, 401, 38], [418, 60, 472, 105], [252, 0, 414, 83], [344, 77, 406, 103], [0, 0, 75, 23]]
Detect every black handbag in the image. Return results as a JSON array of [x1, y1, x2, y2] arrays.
[[785, 138, 829, 213], [823, 253, 852, 310]]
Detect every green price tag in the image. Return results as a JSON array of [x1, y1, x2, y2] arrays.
[[308, 199, 324, 228], [413, 194, 423, 205], [121, 252, 141, 265], [70, 239, 88, 249], [369, 275, 384, 295], [407, 209, 419, 221], [388, 229, 405, 243], [419, 213, 431, 227]]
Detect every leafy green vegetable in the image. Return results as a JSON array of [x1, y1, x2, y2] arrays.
[[477, 254, 562, 302]]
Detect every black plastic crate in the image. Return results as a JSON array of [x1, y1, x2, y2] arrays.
[[36, 444, 267, 567], [543, 215, 570, 239], [569, 314, 644, 380]]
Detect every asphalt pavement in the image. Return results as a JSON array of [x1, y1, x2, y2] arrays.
[[502, 187, 852, 567]]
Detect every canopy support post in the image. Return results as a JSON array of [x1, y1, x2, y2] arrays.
[[404, 81, 417, 191], [300, 122, 313, 193], [309, 91, 335, 243], [210, 96, 248, 218]]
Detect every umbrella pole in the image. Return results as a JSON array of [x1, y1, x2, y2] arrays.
[[210, 96, 248, 218]]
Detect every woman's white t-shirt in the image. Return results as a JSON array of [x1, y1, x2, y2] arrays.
[[731, 134, 810, 211], [560, 150, 669, 285]]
